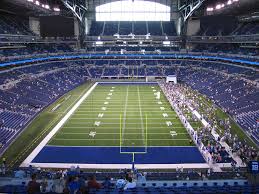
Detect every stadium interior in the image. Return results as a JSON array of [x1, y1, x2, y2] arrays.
[[0, 0, 258, 193]]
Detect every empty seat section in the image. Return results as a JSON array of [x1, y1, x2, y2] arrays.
[[89, 21, 104, 36], [104, 22, 118, 35], [133, 21, 147, 35], [162, 21, 176, 36], [148, 22, 162, 35], [119, 21, 132, 35]]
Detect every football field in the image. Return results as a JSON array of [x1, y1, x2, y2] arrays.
[[22, 82, 206, 168], [48, 83, 192, 147]]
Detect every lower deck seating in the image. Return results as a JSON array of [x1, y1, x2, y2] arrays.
[[0, 62, 89, 149], [0, 184, 257, 194]]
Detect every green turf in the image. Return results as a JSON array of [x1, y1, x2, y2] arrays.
[[49, 84, 193, 147]]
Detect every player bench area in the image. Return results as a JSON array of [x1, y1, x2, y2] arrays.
[[20, 82, 207, 169]]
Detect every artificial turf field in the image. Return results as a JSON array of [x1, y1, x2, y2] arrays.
[[48, 83, 193, 147]]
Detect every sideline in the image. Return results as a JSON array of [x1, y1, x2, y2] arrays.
[[20, 82, 98, 167]]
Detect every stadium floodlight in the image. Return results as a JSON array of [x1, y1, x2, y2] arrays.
[[215, 4, 222, 9], [53, 7, 60, 12], [227, 0, 233, 5], [35, 0, 40, 6], [45, 4, 50, 9], [27, 0, 33, 2], [207, 7, 214, 12], [233, 0, 239, 2]]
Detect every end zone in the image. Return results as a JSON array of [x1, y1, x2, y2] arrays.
[[26, 146, 208, 169]]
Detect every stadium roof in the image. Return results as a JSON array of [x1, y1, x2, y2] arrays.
[[2, 0, 259, 19]]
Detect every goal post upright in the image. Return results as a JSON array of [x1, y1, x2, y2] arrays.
[[146, 113, 148, 149], [120, 114, 122, 152]]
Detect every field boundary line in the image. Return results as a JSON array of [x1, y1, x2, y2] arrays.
[[69, 117, 179, 120], [28, 163, 210, 169], [78, 107, 170, 109], [20, 82, 99, 167], [45, 145, 197, 147]]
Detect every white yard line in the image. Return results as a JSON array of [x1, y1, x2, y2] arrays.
[[45, 145, 196, 147], [76, 111, 176, 113], [78, 107, 167, 109], [122, 86, 129, 143], [66, 122, 184, 125], [69, 121, 185, 125], [20, 82, 99, 167], [62, 126, 184, 129], [69, 117, 179, 120], [59, 132, 188, 135], [53, 138, 190, 141], [79, 100, 163, 102], [137, 86, 145, 145], [79, 104, 167, 106]]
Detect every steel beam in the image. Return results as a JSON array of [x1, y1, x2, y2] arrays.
[[61, 0, 87, 22], [179, 0, 206, 22]]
